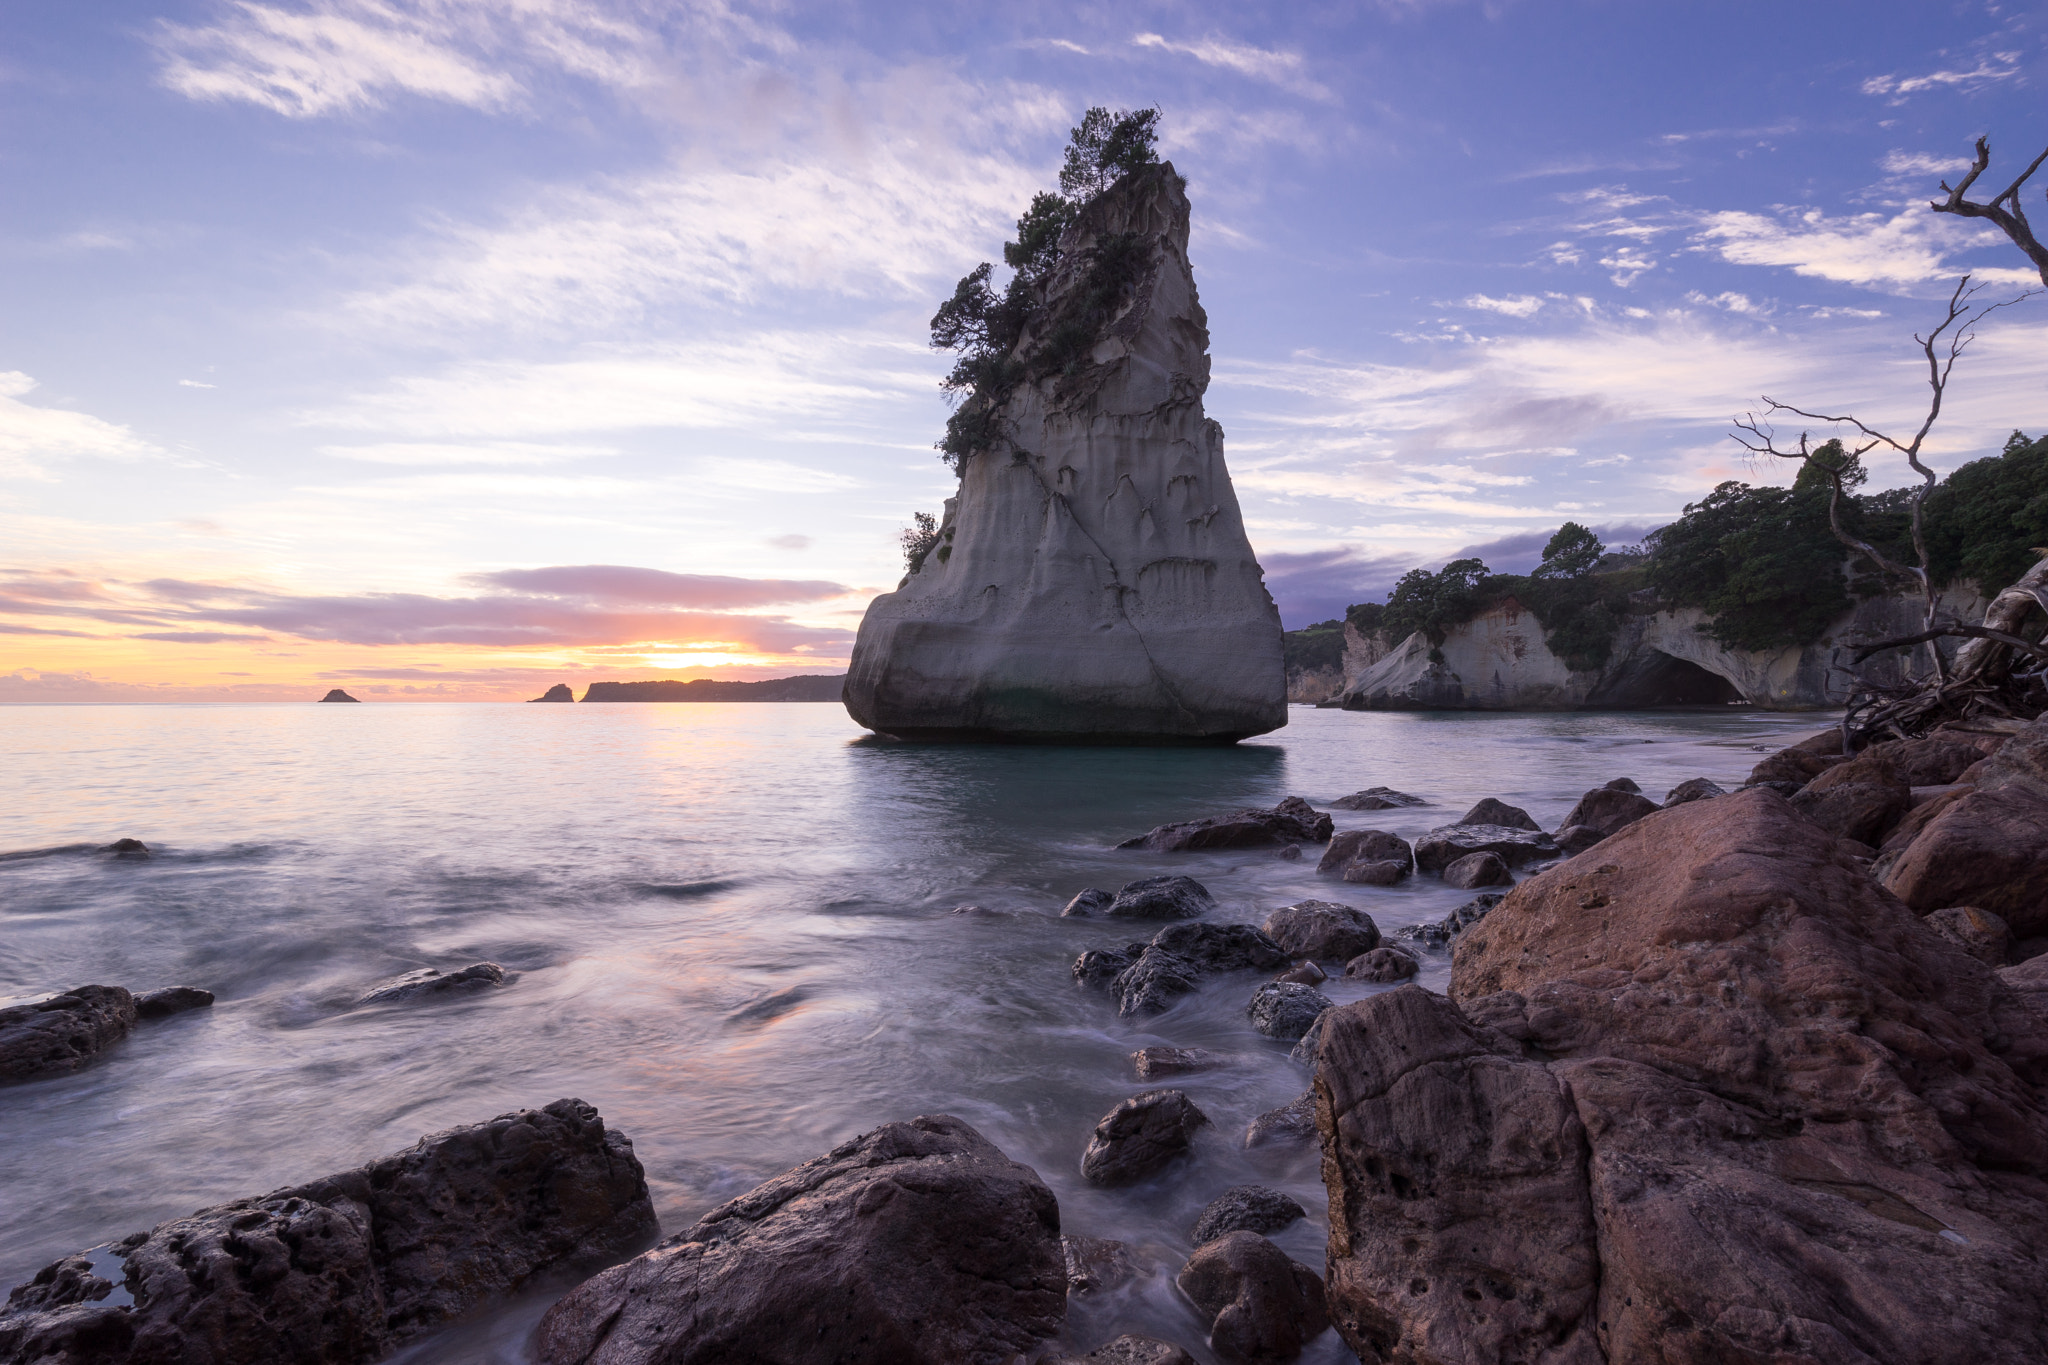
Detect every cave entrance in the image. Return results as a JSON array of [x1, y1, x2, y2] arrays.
[[1593, 652, 1746, 708]]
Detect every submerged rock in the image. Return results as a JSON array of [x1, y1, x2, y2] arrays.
[[134, 987, 213, 1020], [1, 1099, 656, 1365], [1189, 1186, 1306, 1245], [1062, 1235, 1139, 1296], [1101, 922, 1290, 1017], [102, 838, 149, 856], [1242, 1093, 1316, 1149], [1343, 946, 1419, 983], [1081, 1090, 1209, 1186], [1104, 875, 1216, 920], [535, 1114, 1062, 1365], [0, 985, 137, 1084], [1246, 983, 1332, 1041], [1316, 789, 2048, 1365], [355, 962, 507, 1006], [1176, 1232, 1328, 1362], [1118, 797, 1331, 852], [1063, 888, 1116, 917], [1398, 893, 1504, 949], [1412, 823, 1558, 873], [1131, 1045, 1221, 1080], [1327, 787, 1425, 811], [842, 165, 1285, 743], [1260, 900, 1380, 962], [1273, 960, 1325, 986]]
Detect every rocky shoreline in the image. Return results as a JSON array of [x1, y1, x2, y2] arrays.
[[8, 715, 2047, 1363]]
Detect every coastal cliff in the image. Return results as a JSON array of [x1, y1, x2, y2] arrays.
[[843, 165, 1285, 743], [1339, 584, 1987, 711]]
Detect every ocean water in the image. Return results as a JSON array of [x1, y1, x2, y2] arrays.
[[0, 701, 1829, 1361]]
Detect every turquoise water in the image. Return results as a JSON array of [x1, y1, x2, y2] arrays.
[[0, 702, 1827, 1361]]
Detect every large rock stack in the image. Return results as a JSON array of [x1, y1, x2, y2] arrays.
[[844, 164, 1285, 743]]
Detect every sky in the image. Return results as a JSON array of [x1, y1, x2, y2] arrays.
[[2, 0, 2045, 702]]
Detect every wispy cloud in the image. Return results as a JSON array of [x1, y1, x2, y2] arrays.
[[1692, 206, 2038, 290], [1862, 51, 2022, 103], [1131, 33, 1333, 102], [1459, 294, 1545, 317], [0, 372, 160, 475]]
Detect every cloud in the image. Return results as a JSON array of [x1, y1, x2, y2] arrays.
[[0, 372, 160, 473], [319, 440, 615, 465], [1862, 52, 2022, 102], [1460, 294, 1545, 317], [178, 379, 217, 389], [767, 534, 813, 550], [1691, 206, 2040, 291], [468, 564, 852, 607], [1258, 545, 1414, 627], [129, 631, 274, 643], [1880, 150, 1973, 177], [0, 622, 93, 637], [1131, 33, 1333, 102]]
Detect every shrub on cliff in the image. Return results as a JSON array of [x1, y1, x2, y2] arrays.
[[1282, 619, 1347, 678], [1922, 429, 2048, 593]]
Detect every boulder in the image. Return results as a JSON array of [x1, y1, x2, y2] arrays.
[[1397, 893, 1503, 949], [1246, 983, 1332, 1041], [1327, 788, 1425, 811], [1602, 777, 1640, 793], [318, 689, 360, 703], [1061, 1235, 1139, 1296], [1242, 1093, 1315, 1149], [1106, 876, 1216, 920], [1048, 1335, 1195, 1365], [1789, 745, 1912, 844], [1441, 851, 1510, 889], [1092, 922, 1291, 1017], [3, 1099, 656, 1365], [1556, 786, 1658, 838], [1552, 824, 1605, 856], [1342, 860, 1405, 886], [1343, 947, 1419, 983], [1274, 960, 1325, 986], [841, 165, 1285, 743], [1080, 1091, 1209, 1186], [1260, 900, 1380, 962], [1314, 829, 1412, 878], [1662, 777, 1727, 807], [1189, 1186, 1306, 1245], [355, 962, 506, 1006], [1892, 732, 2002, 786], [528, 684, 575, 702], [103, 838, 149, 855], [1928, 906, 2012, 966], [1175, 1232, 1328, 1362], [1132, 1046, 1220, 1080], [1744, 727, 1848, 788], [1882, 786, 2048, 939], [1119, 797, 1332, 852], [135, 987, 214, 1019], [1969, 718, 2048, 798], [536, 1116, 1060, 1365], [1316, 788, 2048, 1365], [1456, 797, 1538, 830], [1074, 944, 1144, 986], [2001, 955, 2048, 1020], [1062, 888, 1117, 917], [1413, 824, 1557, 873], [0, 985, 137, 1083]]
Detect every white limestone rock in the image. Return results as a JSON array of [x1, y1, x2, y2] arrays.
[[844, 165, 1285, 742]]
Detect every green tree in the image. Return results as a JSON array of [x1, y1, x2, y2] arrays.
[[1921, 430, 2048, 592], [899, 511, 939, 574], [1532, 522, 1604, 580], [1643, 478, 1854, 651], [1381, 558, 1492, 648], [1059, 107, 1162, 201]]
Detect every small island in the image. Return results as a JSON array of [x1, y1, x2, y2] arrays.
[[578, 675, 845, 703], [318, 689, 360, 703]]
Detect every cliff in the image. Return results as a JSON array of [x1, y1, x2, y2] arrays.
[[1340, 585, 1988, 711], [843, 164, 1286, 743], [582, 675, 846, 703]]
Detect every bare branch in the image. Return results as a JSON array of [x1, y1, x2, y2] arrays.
[[1853, 624, 2048, 666], [1932, 135, 2048, 286]]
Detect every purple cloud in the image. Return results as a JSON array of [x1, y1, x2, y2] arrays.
[[470, 565, 852, 607], [1260, 546, 1416, 629]]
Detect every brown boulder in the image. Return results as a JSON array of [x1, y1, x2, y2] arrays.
[[1882, 786, 2048, 938], [1744, 727, 1849, 787], [1970, 718, 2048, 798], [1131, 1046, 1220, 1080], [2002, 955, 2048, 1021], [1341, 860, 1406, 885], [1552, 824, 1605, 855], [1260, 900, 1380, 961], [1120, 797, 1333, 852], [1062, 1235, 1139, 1296], [1048, 1336, 1195, 1365], [1441, 850, 1510, 889], [0, 985, 137, 1083], [1317, 789, 2048, 1365], [1789, 776, 1910, 845], [1315, 829, 1411, 877], [1342, 947, 1418, 983], [534, 1114, 1063, 1365], [1242, 1093, 1315, 1150], [1457, 797, 1538, 830], [2, 1099, 657, 1365], [1176, 1232, 1328, 1362], [1081, 1090, 1209, 1186], [1928, 906, 2012, 966], [1556, 786, 1657, 837]]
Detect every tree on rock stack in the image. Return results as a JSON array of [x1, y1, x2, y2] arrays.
[[843, 108, 1286, 742]]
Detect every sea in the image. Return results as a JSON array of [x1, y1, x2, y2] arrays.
[[0, 701, 1829, 1361]]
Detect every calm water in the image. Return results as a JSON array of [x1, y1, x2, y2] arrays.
[[0, 702, 1827, 1361]]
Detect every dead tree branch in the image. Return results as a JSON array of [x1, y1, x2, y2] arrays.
[[1851, 624, 2048, 666], [1934, 135, 2048, 287]]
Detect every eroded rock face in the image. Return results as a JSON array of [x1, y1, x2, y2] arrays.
[[1316, 789, 2048, 1365], [0, 985, 136, 1083], [536, 1114, 1063, 1365], [1175, 1232, 1328, 1362], [843, 165, 1285, 743], [1120, 797, 1331, 852], [1260, 900, 1380, 961], [1, 1099, 657, 1365]]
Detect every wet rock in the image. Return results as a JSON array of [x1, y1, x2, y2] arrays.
[[1456, 797, 1538, 831], [2002, 955, 2048, 1020], [948, 903, 1006, 917], [1246, 983, 1332, 1041], [102, 838, 149, 856], [1105, 923, 1291, 1017], [536, 1114, 1060, 1365], [1928, 906, 2011, 966], [1062, 888, 1117, 917], [1744, 727, 1849, 788], [1970, 717, 2048, 797], [0, 985, 137, 1084], [1441, 851, 1511, 889], [1343, 859, 1404, 886], [318, 688, 360, 703], [1288, 1014, 1327, 1065], [1275, 844, 1301, 861], [1663, 777, 1727, 807], [1557, 785, 1658, 838], [1602, 777, 1641, 793], [355, 962, 507, 1006], [1242, 1093, 1316, 1149], [1397, 893, 1504, 949], [1175, 1231, 1329, 1362], [1318, 789, 2048, 1365], [1132, 1046, 1221, 1080], [1074, 944, 1145, 987], [1412, 823, 1557, 873], [1314, 829, 1412, 879], [1118, 798, 1332, 853], [3, 1099, 656, 1365], [1343, 946, 1419, 983], [1882, 786, 2048, 939], [134, 987, 213, 1020], [1048, 1336, 1195, 1365], [1552, 824, 1605, 856], [1081, 1090, 1209, 1186], [1189, 1186, 1307, 1245], [1273, 961, 1325, 986], [1327, 787, 1425, 811], [1107, 876, 1216, 920], [1260, 900, 1380, 962], [1062, 1235, 1139, 1296]]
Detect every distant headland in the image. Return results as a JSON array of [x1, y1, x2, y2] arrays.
[[534, 675, 846, 703]]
